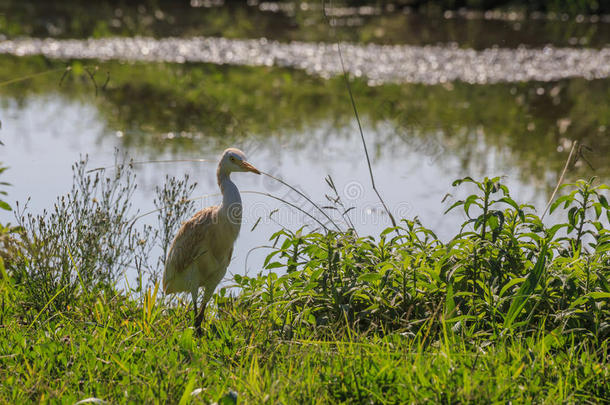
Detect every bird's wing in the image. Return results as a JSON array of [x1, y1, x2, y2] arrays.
[[163, 206, 218, 293]]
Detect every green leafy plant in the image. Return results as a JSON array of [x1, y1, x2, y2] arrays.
[[234, 176, 609, 345]]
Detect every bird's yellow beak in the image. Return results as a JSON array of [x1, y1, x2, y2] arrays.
[[241, 161, 261, 174]]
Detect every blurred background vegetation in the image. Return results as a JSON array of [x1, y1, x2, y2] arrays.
[[1, 0, 609, 48]]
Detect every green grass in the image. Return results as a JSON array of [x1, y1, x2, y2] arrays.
[[0, 283, 607, 403]]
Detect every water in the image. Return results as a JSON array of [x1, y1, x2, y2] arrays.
[[0, 2, 608, 286]]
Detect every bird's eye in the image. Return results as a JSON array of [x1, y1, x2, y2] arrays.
[[230, 156, 235, 162]]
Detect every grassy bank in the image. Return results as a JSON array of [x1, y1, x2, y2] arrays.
[[0, 287, 607, 403], [1, 159, 608, 403]]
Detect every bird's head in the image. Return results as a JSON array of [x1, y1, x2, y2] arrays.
[[219, 148, 261, 175]]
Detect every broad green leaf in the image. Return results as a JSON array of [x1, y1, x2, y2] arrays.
[[498, 196, 519, 211], [444, 199, 464, 214], [499, 277, 526, 298], [569, 292, 610, 308], [452, 176, 475, 187], [358, 273, 381, 283]]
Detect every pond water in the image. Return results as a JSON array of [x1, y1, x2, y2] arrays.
[[0, 2, 608, 285]]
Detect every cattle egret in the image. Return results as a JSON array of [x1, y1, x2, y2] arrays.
[[163, 148, 260, 335]]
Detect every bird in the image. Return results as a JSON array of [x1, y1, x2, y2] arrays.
[[163, 148, 260, 335]]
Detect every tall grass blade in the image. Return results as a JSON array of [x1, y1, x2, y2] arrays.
[[26, 284, 68, 331], [178, 373, 197, 405], [445, 280, 456, 319], [503, 244, 548, 330]]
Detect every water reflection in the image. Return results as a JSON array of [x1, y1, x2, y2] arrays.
[[3, 57, 606, 181]]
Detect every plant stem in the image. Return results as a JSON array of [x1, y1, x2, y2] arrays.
[[541, 140, 578, 220]]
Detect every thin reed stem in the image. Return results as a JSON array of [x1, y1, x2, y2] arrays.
[[322, 0, 398, 230], [261, 171, 342, 232], [86, 160, 339, 232], [128, 189, 330, 232], [0, 67, 68, 87], [130, 193, 221, 224], [242, 190, 330, 231], [87, 159, 213, 173], [541, 140, 578, 220]]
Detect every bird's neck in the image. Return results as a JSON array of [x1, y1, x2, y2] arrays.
[[217, 170, 242, 223]]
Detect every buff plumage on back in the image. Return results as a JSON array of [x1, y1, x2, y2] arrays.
[[162, 148, 259, 334], [163, 206, 218, 294]]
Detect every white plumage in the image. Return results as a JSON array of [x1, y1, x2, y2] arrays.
[[163, 148, 260, 334]]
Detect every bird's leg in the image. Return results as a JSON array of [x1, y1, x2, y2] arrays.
[[195, 301, 207, 334], [194, 286, 214, 336], [191, 288, 202, 336]]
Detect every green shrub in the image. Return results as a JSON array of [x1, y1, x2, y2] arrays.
[[8, 154, 197, 322], [233, 177, 610, 345]]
